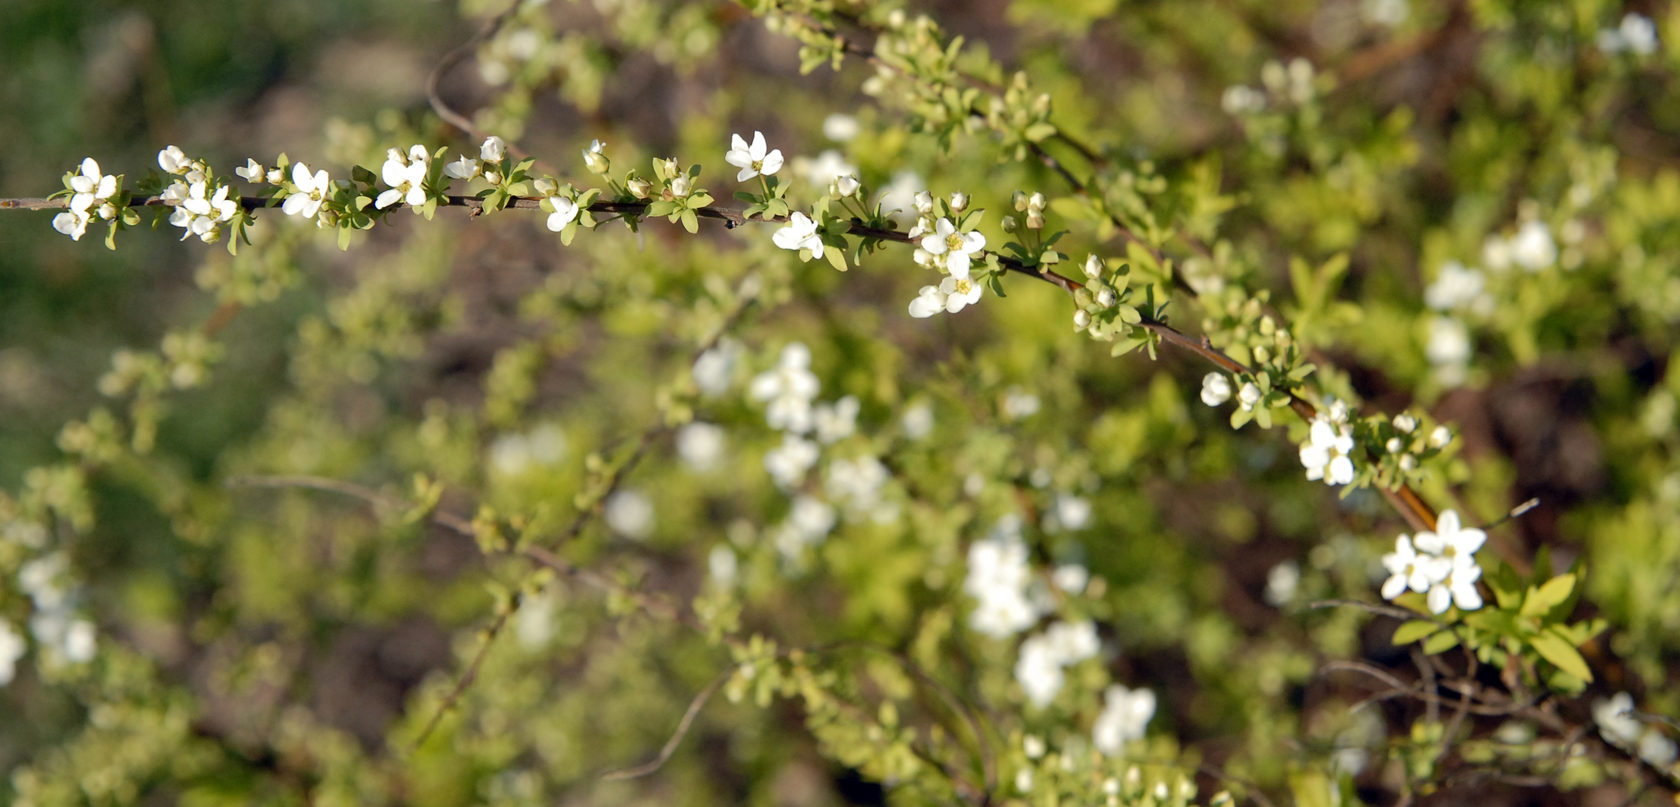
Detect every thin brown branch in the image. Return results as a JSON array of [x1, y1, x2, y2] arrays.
[[599, 669, 731, 781]]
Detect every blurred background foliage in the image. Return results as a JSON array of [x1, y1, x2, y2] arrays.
[[3, 0, 1680, 804]]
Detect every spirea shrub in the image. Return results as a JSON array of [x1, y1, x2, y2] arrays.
[[3, 0, 1679, 804]]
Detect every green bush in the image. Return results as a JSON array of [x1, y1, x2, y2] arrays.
[[4, 0, 1679, 804]]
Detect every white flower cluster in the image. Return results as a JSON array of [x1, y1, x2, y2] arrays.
[[1594, 692, 1679, 767], [1221, 57, 1317, 116], [1423, 219, 1563, 383], [1299, 399, 1358, 486], [1, 552, 99, 686], [1092, 684, 1156, 755], [907, 195, 988, 318], [156, 146, 247, 243], [1014, 619, 1099, 707], [1379, 509, 1485, 614], [1597, 13, 1659, 56], [375, 144, 433, 210], [486, 422, 568, 477], [964, 515, 1046, 639], [770, 494, 837, 563], [443, 135, 509, 184], [1482, 220, 1557, 273], [796, 149, 859, 197], [52, 158, 121, 242], [1198, 372, 1261, 412]]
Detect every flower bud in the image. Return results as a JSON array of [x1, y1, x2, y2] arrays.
[[1001, 215, 1018, 233], [833, 174, 859, 196], [1430, 425, 1452, 448], [1083, 254, 1103, 279], [627, 177, 652, 199], [480, 136, 507, 163], [1096, 288, 1116, 308], [1013, 190, 1028, 211], [582, 140, 610, 175], [1073, 309, 1091, 329], [949, 191, 968, 212], [670, 175, 691, 198]]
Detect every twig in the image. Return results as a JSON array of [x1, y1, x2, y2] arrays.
[[599, 669, 731, 780]]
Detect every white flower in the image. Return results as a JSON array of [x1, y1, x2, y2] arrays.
[[940, 273, 984, 314], [158, 145, 190, 174], [801, 149, 856, 189], [1595, 693, 1643, 747], [376, 147, 430, 209], [1002, 387, 1040, 419], [1044, 620, 1100, 664], [1429, 425, 1452, 448], [908, 285, 947, 318], [764, 434, 820, 489], [444, 155, 480, 180], [69, 158, 116, 213], [772, 495, 837, 561], [813, 395, 859, 444], [1425, 261, 1486, 312], [1426, 561, 1482, 614], [545, 195, 579, 231], [725, 130, 784, 181], [1380, 535, 1447, 600], [692, 338, 740, 397], [236, 158, 266, 183], [604, 489, 655, 539], [1411, 509, 1486, 568], [822, 113, 860, 142], [1393, 413, 1417, 433], [1221, 85, 1266, 115], [1264, 560, 1300, 606], [1299, 414, 1356, 486], [1053, 564, 1089, 595], [281, 162, 330, 220], [60, 619, 95, 663], [1200, 373, 1232, 407], [1508, 220, 1557, 271], [677, 422, 727, 471], [0, 620, 24, 686], [879, 171, 923, 224], [1237, 382, 1262, 411], [1599, 13, 1659, 55], [480, 135, 506, 163], [750, 343, 821, 434], [1093, 684, 1156, 755], [1015, 635, 1066, 707], [920, 217, 987, 277], [833, 174, 860, 196], [964, 518, 1042, 639], [53, 211, 90, 241], [1083, 254, 1104, 279], [1045, 493, 1090, 532], [825, 455, 891, 520], [772, 212, 824, 253], [1426, 316, 1471, 369], [708, 544, 739, 587], [1641, 730, 1679, 767], [901, 402, 934, 439]]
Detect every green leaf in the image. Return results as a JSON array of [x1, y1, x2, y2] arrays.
[[1421, 629, 1461, 654], [1521, 574, 1575, 619], [1530, 629, 1592, 682], [1391, 620, 1441, 645], [680, 209, 698, 234], [823, 245, 847, 272]]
